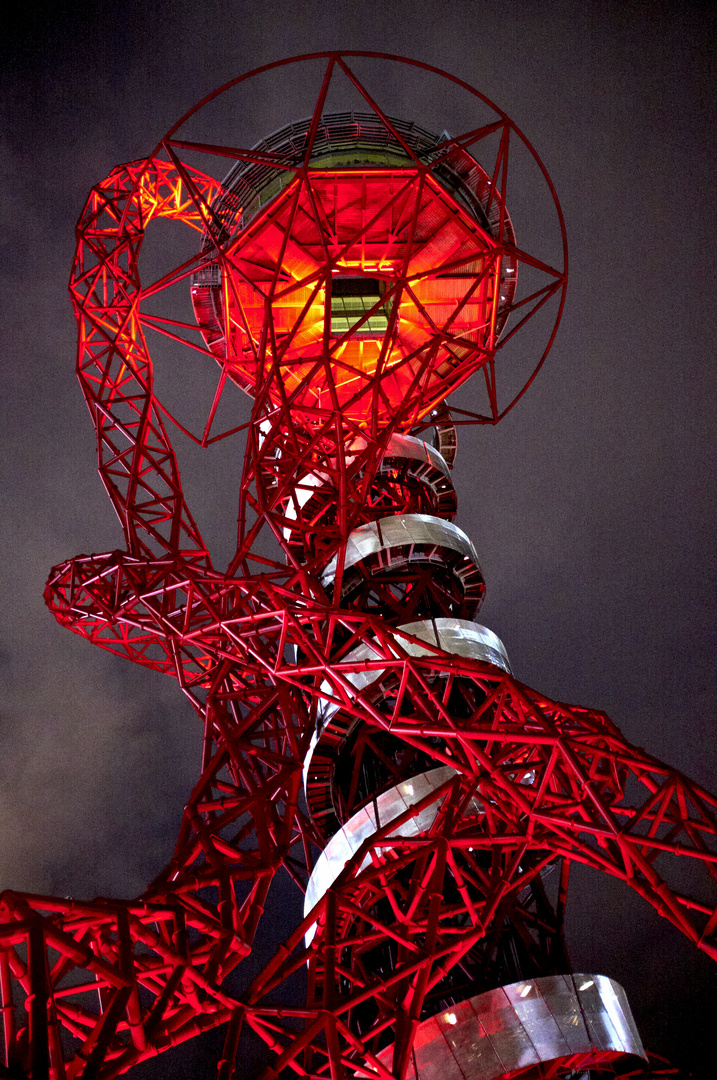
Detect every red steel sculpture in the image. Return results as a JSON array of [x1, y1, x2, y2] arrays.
[[1, 52, 714, 1079]]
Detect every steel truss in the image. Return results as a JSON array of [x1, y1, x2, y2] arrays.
[[0, 53, 711, 1080]]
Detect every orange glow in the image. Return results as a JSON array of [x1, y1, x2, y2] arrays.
[[193, 169, 505, 427]]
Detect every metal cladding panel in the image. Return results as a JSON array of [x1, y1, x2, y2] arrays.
[[319, 513, 481, 587], [398, 617, 511, 674], [591, 975, 644, 1054], [502, 981, 571, 1061], [409, 1021, 465, 1080], [323, 821, 354, 866], [542, 974, 592, 1054], [303, 801, 380, 921], [436, 1004, 506, 1080], [382, 431, 451, 478], [302, 639, 386, 791], [304, 766, 473, 945], [302, 617, 508, 789], [582, 1002, 621, 1054], [303, 862, 328, 919], [389, 1016, 451, 1080], [340, 803, 378, 850], [375, 782, 421, 836], [610, 977, 645, 1052], [472, 986, 541, 1073], [577, 976, 621, 1052], [397, 770, 436, 806], [373, 975, 645, 1080]]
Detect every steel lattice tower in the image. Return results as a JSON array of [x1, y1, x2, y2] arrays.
[[1, 53, 714, 1080]]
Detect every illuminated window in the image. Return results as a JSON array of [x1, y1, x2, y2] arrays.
[[331, 277, 391, 336]]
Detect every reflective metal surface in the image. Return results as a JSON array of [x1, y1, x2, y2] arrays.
[[397, 618, 511, 674], [304, 766, 479, 946], [319, 513, 482, 590], [303, 619, 510, 792], [378, 433, 456, 518], [386, 432, 451, 477], [361, 974, 646, 1079]]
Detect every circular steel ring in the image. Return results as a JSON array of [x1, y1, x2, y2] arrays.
[[319, 513, 485, 620]]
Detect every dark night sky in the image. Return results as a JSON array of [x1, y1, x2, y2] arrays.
[[1, 1, 716, 1076]]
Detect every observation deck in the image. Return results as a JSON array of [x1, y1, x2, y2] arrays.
[[191, 112, 518, 426]]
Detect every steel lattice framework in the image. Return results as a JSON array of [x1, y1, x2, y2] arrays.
[[0, 53, 713, 1080]]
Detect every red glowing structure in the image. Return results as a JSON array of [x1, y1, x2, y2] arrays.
[[1, 53, 714, 1079]]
